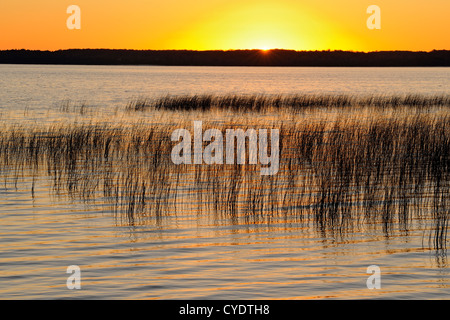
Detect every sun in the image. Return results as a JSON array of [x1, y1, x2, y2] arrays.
[[165, 3, 319, 51], [253, 41, 277, 51]]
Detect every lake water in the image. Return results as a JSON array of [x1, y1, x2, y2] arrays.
[[0, 65, 448, 121], [0, 64, 449, 299]]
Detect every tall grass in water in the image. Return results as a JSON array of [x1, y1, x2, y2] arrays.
[[126, 94, 450, 112], [1, 94, 449, 249]]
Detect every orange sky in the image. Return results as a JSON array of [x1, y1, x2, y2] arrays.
[[0, 0, 449, 51]]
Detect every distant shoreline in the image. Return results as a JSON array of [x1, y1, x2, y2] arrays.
[[0, 49, 449, 67]]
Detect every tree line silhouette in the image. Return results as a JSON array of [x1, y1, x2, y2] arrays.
[[0, 49, 449, 66]]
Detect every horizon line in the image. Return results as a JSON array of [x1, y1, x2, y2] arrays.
[[2, 48, 450, 53]]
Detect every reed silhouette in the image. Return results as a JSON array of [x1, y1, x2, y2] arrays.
[[126, 94, 450, 112], [1, 94, 449, 250]]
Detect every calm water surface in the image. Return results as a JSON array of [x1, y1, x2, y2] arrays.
[[0, 64, 448, 122], [0, 65, 449, 299]]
